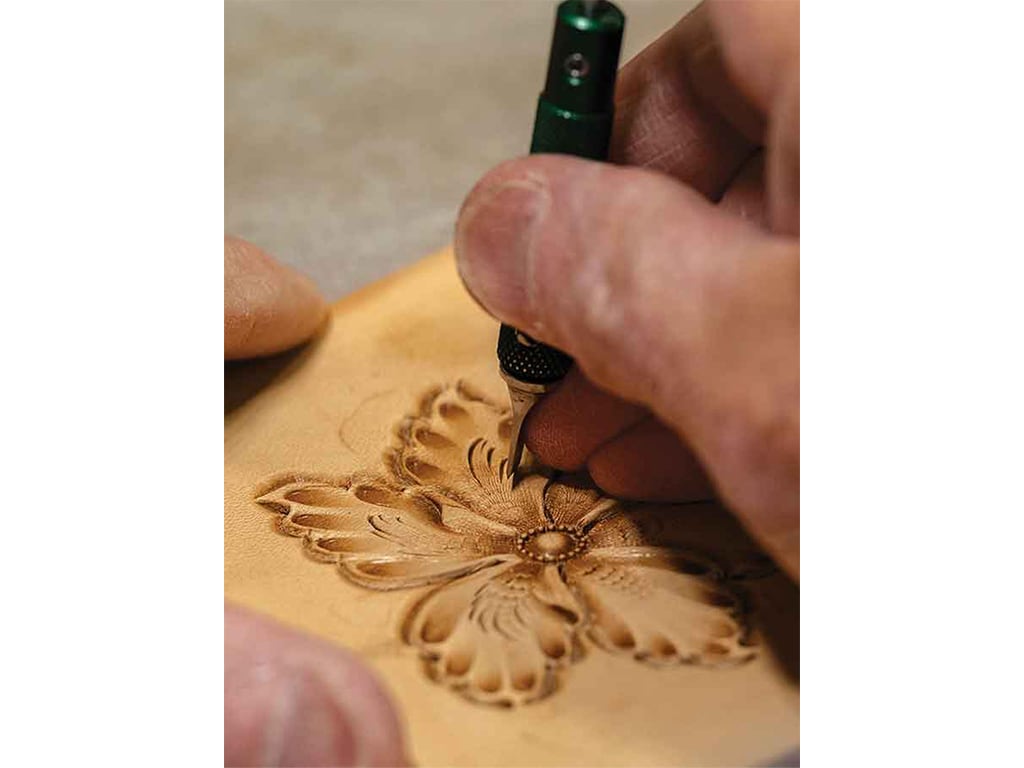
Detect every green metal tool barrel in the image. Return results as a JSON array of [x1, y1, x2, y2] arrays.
[[529, 0, 625, 160]]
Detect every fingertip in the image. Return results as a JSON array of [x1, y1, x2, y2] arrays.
[[587, 419, 713, 503], [225, 604, 409, 767], [224, 236, 328, 360], [708, 0, 799, 114], [454, 155, 590, 328], [610, 1, 759, 195], [454, 172, 549, 322], [524, 369, 646, 471], [524, 404, 586, 471]]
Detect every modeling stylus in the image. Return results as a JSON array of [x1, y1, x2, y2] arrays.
[[498, 0, 625, 481]]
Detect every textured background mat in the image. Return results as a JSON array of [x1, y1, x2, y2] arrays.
[[225, 0, 692, 300]]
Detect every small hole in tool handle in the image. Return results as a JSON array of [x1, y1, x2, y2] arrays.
[[564, 52, 589, 79]]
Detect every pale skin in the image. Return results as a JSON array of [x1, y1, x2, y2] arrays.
[[225, 1, 798, 762]]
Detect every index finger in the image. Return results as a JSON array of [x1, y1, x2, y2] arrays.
[[611, 2, 764, 200]]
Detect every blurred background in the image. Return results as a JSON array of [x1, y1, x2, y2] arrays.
[[225, 0, 692, 300]]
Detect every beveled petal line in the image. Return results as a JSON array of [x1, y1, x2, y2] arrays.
[[586, 501, 773, 580], [340, 553, 518, 591], [584, 545, 725, 579], [574, 497, 620, 531], [540, 475, 621, 530]]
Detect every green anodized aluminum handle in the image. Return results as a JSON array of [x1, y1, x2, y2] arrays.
[[498, 0, 625, 387], [530, 0, 625, 160]]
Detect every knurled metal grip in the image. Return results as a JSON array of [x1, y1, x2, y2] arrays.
[[498, 324, 574, 386]]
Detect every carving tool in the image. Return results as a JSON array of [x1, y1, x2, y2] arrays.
[[498, 0, 625, 480]]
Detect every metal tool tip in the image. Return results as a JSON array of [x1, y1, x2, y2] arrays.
[[501, 376, 544, 485], [506, 421, 526, 481]]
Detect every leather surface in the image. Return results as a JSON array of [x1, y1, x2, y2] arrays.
[[225, 248, 799, 766]]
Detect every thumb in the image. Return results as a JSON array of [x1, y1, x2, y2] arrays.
[[454, 155, 799, 576], [225, 236, 327, 360], [225, 604, 408, 766]]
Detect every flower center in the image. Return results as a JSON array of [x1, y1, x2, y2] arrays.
[[517, 525, 586, 563]]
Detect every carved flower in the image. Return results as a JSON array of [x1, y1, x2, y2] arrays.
[[257, 382, 766, 706]]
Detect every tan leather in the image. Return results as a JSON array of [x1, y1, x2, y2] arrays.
[[225, 247, 798, 766]]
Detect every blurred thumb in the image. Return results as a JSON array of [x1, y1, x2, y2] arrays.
[[225, 236, 327, 360], [225, 604, 408, 767], [454, 155, 798, 575]]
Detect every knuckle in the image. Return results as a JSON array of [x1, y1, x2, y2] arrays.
[[716, 397, 799, 522]]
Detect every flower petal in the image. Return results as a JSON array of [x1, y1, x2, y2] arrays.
[[402, 560, 584, 706], [386, 382, 547, 530], [542, 473, 620, 529], [342, 553, 515, 590], [587, 501, 776, 580], [566, 552, 755, 667], [257, 476, 516, 589]]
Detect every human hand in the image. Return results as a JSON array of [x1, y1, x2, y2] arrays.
[[454, 0, 800, 578], [224, 238, 407, 765]]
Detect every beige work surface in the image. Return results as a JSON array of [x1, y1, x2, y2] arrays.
[[225, 249, 799, 766], [225, 0, 693, 300]]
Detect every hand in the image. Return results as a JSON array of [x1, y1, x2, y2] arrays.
[[454, 0, 800, 578], [224, 237, 407, 766]]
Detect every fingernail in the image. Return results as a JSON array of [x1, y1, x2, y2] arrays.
[[271, 668, 359, 766], [455, 176, 548, 320]]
